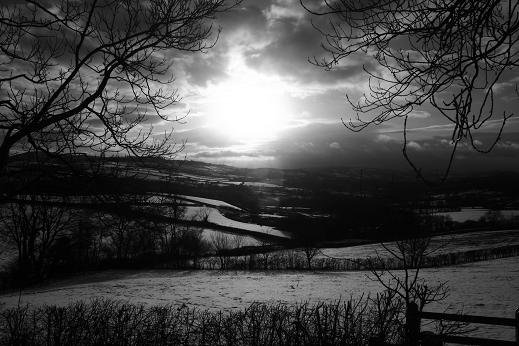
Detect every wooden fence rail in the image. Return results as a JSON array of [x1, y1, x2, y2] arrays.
[[408, 302, 519, 345]]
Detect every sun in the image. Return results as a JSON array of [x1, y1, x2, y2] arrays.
[[205, 70, 292, 143]]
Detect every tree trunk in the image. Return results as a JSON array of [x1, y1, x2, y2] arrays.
[[0, 138, 11, 174]]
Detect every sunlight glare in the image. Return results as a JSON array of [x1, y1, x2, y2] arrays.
[[206, 69, 292, 143]]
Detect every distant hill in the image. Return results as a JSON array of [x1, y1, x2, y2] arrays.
[[3, 152, 519, 210]]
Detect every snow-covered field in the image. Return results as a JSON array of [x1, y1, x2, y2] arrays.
[[142, 194, 289, 241], [184, 206, 288, 238], [319, 229, 519, 260], [436, 208, 519, 223], [177, 195, 242, 211], [0, 257, 517, 342], [174, 173, 284, 189], [201, 229, 259, 247], [146, 194, 242, 210], [227, 181, 283, 188]]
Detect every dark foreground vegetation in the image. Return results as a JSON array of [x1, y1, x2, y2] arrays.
[[0, 295, 405, 346]]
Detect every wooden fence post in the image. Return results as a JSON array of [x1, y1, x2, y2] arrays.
[[368, 336, 383, 346], [406, 302, 420, 346], [516, 307, 518, 344]]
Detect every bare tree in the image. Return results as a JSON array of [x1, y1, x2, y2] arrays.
[[193, 207, 211, 224], [367, 236, 449, 344], [294, 222, 321, 269], [0, 0, 238, 173], [153, 195, 187, 257], [208, 231, 245, 268], [257, 238, 274, 268], [303, 0, 519, 182], [98, 212, 134, 261], [179, 226, 207, 268], [368, 237, 448, 311], [209, 231, 231, 269], [0, 195, 71, 278], [231, 234, 244, 249], [300, 245, 319, 270]]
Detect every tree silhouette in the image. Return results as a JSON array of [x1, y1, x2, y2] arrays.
[[0, 195, 72, 280], [303, 0, 519, 182], [0, 0, 237, 172]]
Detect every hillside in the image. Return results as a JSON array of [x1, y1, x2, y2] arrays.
[[2, 153, 519, 245]]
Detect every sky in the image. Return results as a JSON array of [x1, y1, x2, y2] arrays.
[[152, 0, 519, 173]]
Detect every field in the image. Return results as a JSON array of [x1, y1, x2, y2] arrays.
[[319, 229, 519, 259], [2, 158, 519, 343], [437, 208, 519, 223], [1, 257, 518, 342]]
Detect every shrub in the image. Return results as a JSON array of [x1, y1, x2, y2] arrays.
[[0, 296, 404, 345]]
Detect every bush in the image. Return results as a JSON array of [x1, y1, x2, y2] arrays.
[[0, 295, 404, 345]]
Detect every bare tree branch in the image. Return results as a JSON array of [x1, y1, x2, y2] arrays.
[[0, 0, 239, 174], [304, 0, 519, 183]]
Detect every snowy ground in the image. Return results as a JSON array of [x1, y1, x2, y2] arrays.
[[436, 208, 519, 223], [201, 229, 259, 247], [319, 229, 519, 259], [174, 173, 284, 189], [0, 257, 517, 342], [184, 206, 288, 238], [145, 195, 289, 239], [177, 195, 242, 211]]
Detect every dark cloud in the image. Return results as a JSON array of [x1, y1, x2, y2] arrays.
[[179, 3, 269, 87], [179, 0, 369, 88], [182, 52, 230, 87], [247, 17, 322, 58], [217, 2, 269, 33], [242, 9, 369, 85]]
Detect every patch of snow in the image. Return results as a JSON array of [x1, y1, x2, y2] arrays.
[[201, 229, 259, 247], [226, 181, 283, 188], [177, 195, 242, 211], [184, 207, 288, 238], [319, 229, 519, 259], [436, 208, 519, 223], [146, 195, 195, 205], [258, 213, 285, 219]]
